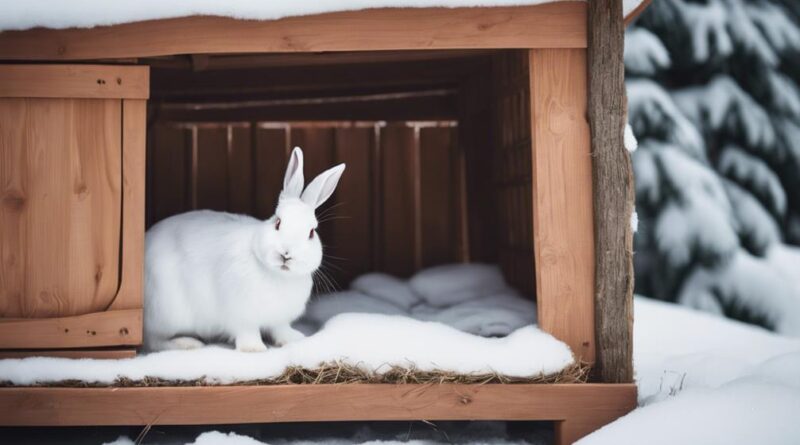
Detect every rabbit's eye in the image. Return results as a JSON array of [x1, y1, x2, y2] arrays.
[[309, 228, 315, 240], [275, 219, 281, 231]]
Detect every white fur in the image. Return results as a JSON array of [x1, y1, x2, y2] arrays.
[[144, 147, 345, 352]]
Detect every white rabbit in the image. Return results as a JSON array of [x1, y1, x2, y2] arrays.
[[143, 147, 345, 352]]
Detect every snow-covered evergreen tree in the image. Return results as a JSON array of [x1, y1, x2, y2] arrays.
[[626, 0, 800, 335]]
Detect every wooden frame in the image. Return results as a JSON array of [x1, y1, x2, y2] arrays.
[[0, 384, 637, 444], [0, 1, 645, 442], [530, 48, 595, 365], [0, 65, 148, 350], [0, 4, 587, 61]]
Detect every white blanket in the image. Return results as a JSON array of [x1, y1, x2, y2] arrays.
[[298, 264, 537, 337]]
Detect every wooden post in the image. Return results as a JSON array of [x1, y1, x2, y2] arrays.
[[529, 48, 596, 365], [588, 0, 634, 383]]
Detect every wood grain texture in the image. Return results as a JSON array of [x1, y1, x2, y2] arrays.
[[195, 127, 229, 212], [254, 126, 290, 219], [0, 309, 141, 349], [331, 127, 375, 284], [0, 98, 122, 318], [419, 126, 458, 268], [147, 125, 192, 227], [529, 49, 595, 365], [0, 348, 136, 359], [107, 99, 146, 318], [491, 51, 536, 296], [0, 383, 636, 431], [0, 4, 587, 61], [589, 0, 635, 384], [0, 65, 148, 99], [380, 125, 419, 277]]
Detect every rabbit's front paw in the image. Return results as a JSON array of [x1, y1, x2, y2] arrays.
[[235, 332, 268, 353], [271, 326, 306, 347]]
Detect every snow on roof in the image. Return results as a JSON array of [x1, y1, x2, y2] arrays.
[[0, 0, 647, 32]]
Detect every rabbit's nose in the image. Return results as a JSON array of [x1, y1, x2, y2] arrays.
[[280, 252, 292, 262]]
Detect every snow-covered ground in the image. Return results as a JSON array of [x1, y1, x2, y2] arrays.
[[579, 297, 800, 444]]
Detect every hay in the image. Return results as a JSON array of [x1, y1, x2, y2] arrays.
[[0, 361, 589, 388]]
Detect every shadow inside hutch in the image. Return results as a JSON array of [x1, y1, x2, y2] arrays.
[[144, 49, 536, 295]]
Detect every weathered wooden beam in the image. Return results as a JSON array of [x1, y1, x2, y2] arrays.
[[0, 384, 637, 437], [588, 0, 635, 383], [0, 4, 587, 61]]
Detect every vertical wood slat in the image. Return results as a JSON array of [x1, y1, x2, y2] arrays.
[[254, 126, 289, 219], [147, 125, 191, 227], [195, 127, 229, 212], [331, 127, 374, 285], [419, 126, 458, 267], [108, 98, 147, 318], [228, 125, 254, 215], [380, 125, 418, 277], [0, 98, 122, 318], [529, 48, 596, 364], [490, 51, 536, 297], [589, 0, 634, 383]]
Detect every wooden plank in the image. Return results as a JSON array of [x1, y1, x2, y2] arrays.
[[195, 126, 230, 212], [380, 125, 418, 277], [253, 127, 289, 219], [331, 127, 375, 284], [107, 99, 147, 319], [0, 309, 141, 349], [147, 125, 191, 227], [187, 50, 497, 71], [0, 65, 148, 99], [529, 49, 595, 364], [0, 348, 136, 360], [0, 383, 636, 430], [0, 4, 587, 61], [155, 93, 457, 123], [419, 126, 457, 268], [0, 98, 122, 319], [228, 125, 255, 215], [589, 0, 634, 383], [151, 60, 474, 103]]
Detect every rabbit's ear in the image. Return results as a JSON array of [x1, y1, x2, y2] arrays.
[[301, 164, 346, 209], [282, 147, 305, 198]]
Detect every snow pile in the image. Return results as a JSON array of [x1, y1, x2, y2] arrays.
[[0, 316, 570, 386], [578, 297, 800, 445], [0, 0, 647, 32], [299, 264, 537, 338]]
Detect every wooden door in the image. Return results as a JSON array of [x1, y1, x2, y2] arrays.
[[0, 65, 148, 353]]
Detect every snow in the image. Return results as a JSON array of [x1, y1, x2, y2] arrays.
[[624, 27, 671, 75], [580, 379, 800, 445], [577, 296, 800, 445], [0, 312, 571, 385], [677, 249, 800, 336], [718, 146, 787, 217], [0, 264, 567, 385], [626, 80, 706, 159], [673, 76, 777, 150], [0, 0, 648, 32]]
